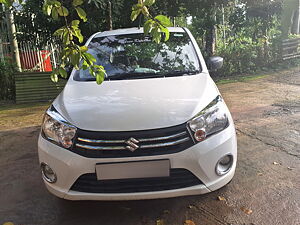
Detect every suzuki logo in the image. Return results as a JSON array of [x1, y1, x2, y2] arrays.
[[125, 137, 139, 152]]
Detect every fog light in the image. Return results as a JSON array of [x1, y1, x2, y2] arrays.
[[215, 154, 233, 176], [41, 163, 57, 183]]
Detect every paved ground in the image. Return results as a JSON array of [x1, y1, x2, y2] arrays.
[[0, 69, 299, 225]]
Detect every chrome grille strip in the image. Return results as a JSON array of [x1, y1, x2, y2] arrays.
[[139, 131, 187, 142], [75, 137, 190, 150], [77, 131, 188, 144], [78, 138, 124, 143], [140, 137, 190, 149], [75, 144, 126, 150]]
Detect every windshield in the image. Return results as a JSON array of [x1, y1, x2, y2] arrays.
[[73, 32, 201, 81]]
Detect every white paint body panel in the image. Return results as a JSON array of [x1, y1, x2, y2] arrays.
[[38, 27, 237, 200], [53, 73, 218, 131], [38, 122, 236, 200]]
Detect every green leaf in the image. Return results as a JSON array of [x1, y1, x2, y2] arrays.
[[154, 15, 172, 27], [0, 0, 13, 7], [151, 27, 161, 44], [70, 53, 80, 69], [72, 0, 83, 7], [71, 20, 80, 27], [63, 30, 70, 44], [51, 73, 58, 82], [84, 52, 96, 63], [144, 19, 154, 35], [82, 56, 90, 65], [59, 68, 67, 78], [132, 3, 142, 11], [161, 27, 170, 41], [131, 9, 141, 21], [80, 46, 88, 52], [96, 65, 104, 70], [74, 28, 84, 43], [141, 6, 149, 17], [57, 6, 69, 16], [144, 0, 155, 6], [89, 68, 94, 76], [82, 65, 88, 70], [46, 5, 53, 17], [75, 7, 87, 22], [51, 8, 59, 20], [96, 72, 105, 85], [81, 58, 90, 67], [42, 3, 47, 14], [54, 27, 65, 37], [53, 1, 61, 7]]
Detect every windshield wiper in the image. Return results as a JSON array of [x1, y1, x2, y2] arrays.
[[107, 70, 200, 80], [163, 70, 200, 76], [108, 72, 160, 80]]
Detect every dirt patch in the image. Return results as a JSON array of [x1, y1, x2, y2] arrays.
[[0, 102, 49, 131], [264, 101, 300, 116]]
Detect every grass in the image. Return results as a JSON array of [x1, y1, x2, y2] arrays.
[[216, 74, 269, 85], [0, 101, 50, 131], [0, 101, 50, 111], [215, 64, 300, 85]]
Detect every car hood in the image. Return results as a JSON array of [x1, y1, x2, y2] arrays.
[[53, 73, 219, 131]]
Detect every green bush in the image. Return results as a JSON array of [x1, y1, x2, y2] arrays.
[[216, 36, 260, 76], [214, 33, 286, 77], [0, 59, 16, 101]]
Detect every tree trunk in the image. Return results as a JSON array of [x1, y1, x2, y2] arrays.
[[106, 1, 112, 31], [205, 5, 217, 57], [205, 25, 217, 57], [291, 8, 300, 34], [5, 8, 21, 71]]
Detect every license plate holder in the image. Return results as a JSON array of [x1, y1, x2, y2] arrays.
[[95, 160, 170, 180]]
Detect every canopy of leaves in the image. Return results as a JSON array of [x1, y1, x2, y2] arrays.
[[13, 0, 133, 46]]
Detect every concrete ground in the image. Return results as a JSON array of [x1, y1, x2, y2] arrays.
[[0, 69, 299, 225]]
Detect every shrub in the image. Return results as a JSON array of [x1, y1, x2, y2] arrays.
[[0, 59, 16, 101], [214, 33, 286, 78], [216, 36, 260, 76]]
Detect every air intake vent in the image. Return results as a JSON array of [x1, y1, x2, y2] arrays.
[[70, 169, 203, 193]]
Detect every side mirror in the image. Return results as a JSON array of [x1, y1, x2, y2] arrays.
[[207, 56, 224, 71]]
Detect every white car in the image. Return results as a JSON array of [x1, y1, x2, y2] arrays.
[[38, 27, 237, 201]]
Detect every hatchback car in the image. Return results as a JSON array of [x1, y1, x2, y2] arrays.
[[38, 27, 237, 200]]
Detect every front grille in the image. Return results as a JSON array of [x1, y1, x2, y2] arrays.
[[71, 123, 195, 158], [70, 169, 203, 193]]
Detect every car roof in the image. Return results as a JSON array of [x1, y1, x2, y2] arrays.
[[93, 27, 185, 38]]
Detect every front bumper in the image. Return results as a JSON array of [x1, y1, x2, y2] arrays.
[[38, 123, 237, 201]]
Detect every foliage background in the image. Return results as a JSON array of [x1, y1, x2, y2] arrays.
[[13, 0, 295, 78]]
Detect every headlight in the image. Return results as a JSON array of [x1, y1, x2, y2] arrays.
[[42, 106, 77, 148], [188, 95, 229, 142]]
